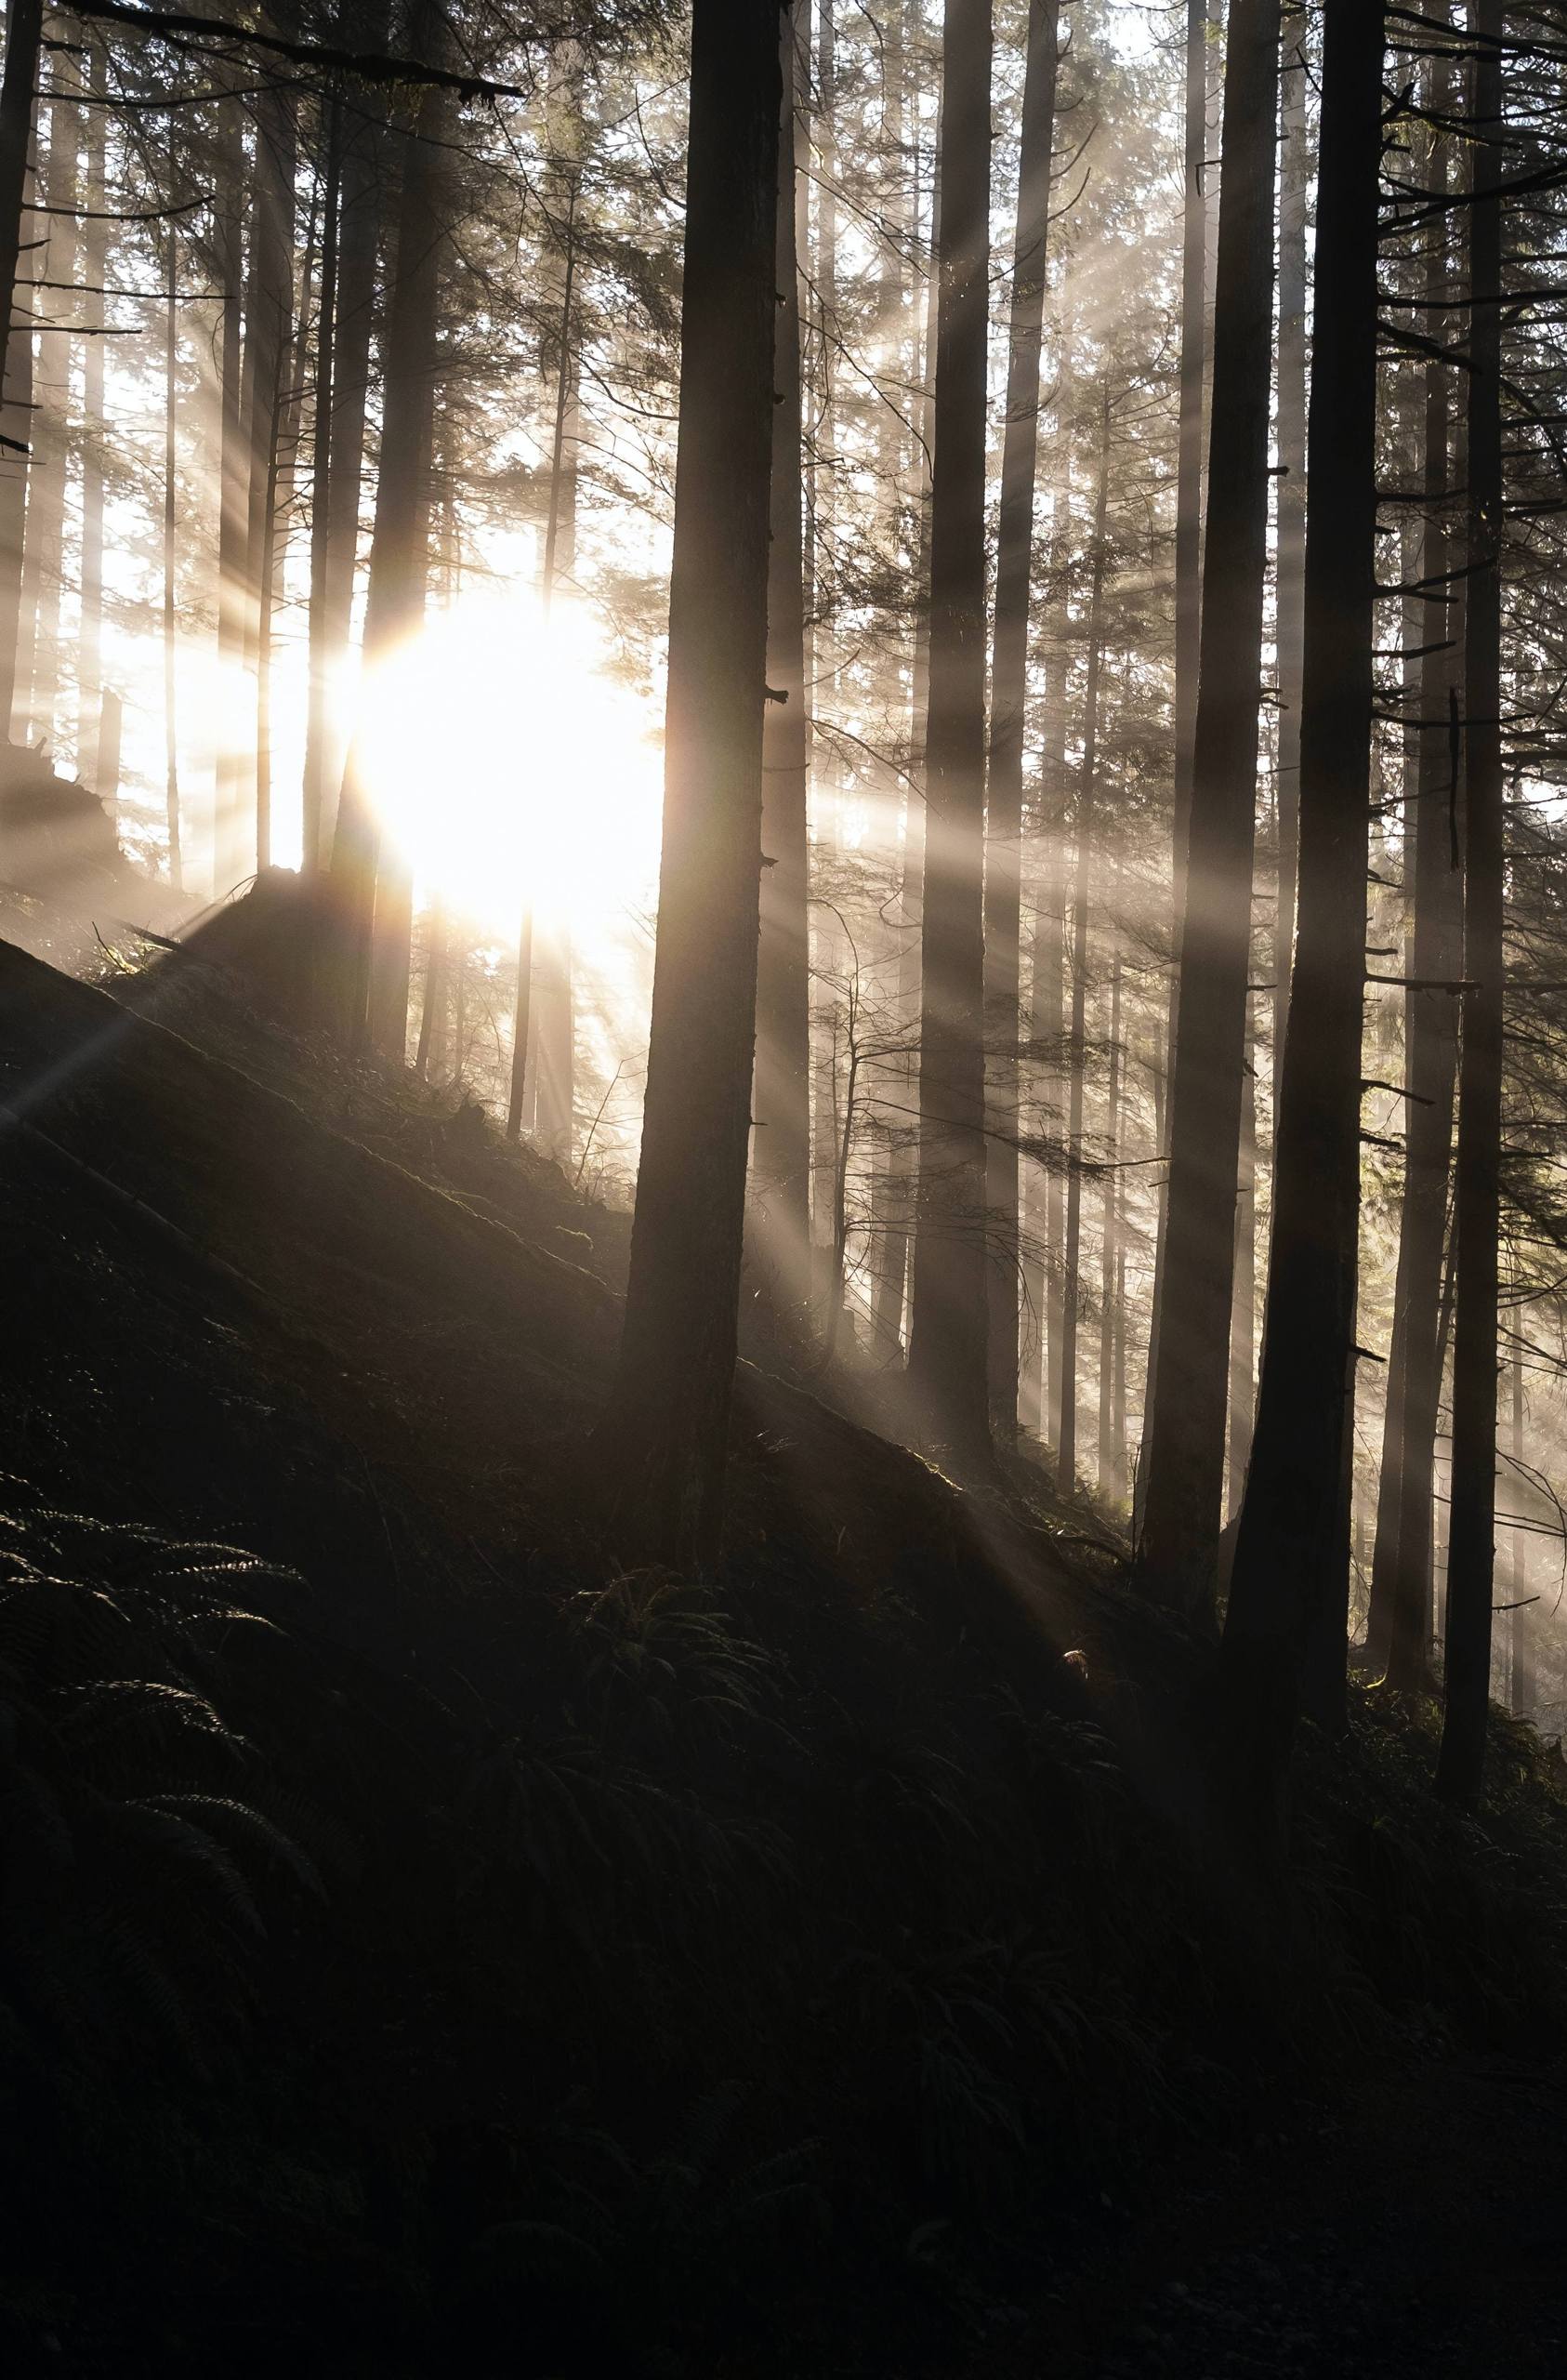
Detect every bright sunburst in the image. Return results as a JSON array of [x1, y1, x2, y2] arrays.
[[357, 588, 663, 942]]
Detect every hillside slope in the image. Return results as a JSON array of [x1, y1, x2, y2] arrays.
[[2, 928, 1565, 2378]]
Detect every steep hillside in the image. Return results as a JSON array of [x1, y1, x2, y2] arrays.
[[2, 927, 1565, 2378]]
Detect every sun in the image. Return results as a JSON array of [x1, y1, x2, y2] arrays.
[[356, 588, 664, 941]]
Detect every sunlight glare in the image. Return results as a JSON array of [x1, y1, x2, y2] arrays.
[[358, 590, 662, 940]]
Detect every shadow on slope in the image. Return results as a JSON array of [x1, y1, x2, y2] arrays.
[[1, 923, 1565, 2377]]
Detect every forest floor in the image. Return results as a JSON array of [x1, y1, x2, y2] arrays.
[[979, 2048, 1567, 2379], [2, 891, 1565, 2377]]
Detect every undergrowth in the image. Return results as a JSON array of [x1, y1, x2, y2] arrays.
[[3, 1487, 1565, 2376]]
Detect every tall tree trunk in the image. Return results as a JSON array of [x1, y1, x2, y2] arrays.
[[1273, 16, 1309, 1062], [244, 84, 295, 874], [592, 0, 782, 1567], [753, 0, 813, 1316], [808, 0, 839, 1268], [1098, 950, 1123, 1499], [1222, 0, 1386, 1813], [214, 94, 249, 897], [1376, 13, 1463, 1692], [533, 73, 583, 1162], [906, 0, 994, 1472], [332, 63, 445, 1051], [2, 139, 36, 744], [534, 935, 574, 1159], [1509, 1350, 1529, 1717], [304, 93, 380, 869], [506, 906, 534, 1140], [76, 38, 106, 785], [415, 896, 447, 1082], [163, 215, 181, 888], [302, 97, 343, 877], [1228, 1002, 1257, 1513], [0, 0, 41, 743], [984, 0, 1060, 1427], [878, 88, 940, 1359], [1057, 391, 1111, 1496], [1138, 0, 1214, 1526], [1139, 0, 1281, 1618], [1436, 1, 1506, 1812], [20, 60, 72, 756], [1040, 483, 1070, 1448]]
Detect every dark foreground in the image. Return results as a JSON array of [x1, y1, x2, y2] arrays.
[[1, 912, 1564, 2376]]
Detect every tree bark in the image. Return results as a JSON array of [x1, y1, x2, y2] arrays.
[[1273, 16, 1309, 1063], [1222, 0, 1386, 1814], [1098, 949, 1123, 1499], [753, 0, 813, 1316], [1057, 394, 1111, 1497], [506, 906, 534, 1141], [984, 0, 1060, 1428], [1509, 1350, 1529, 1717], [1138, 0, 1214, 1527], [76, 37, 106, 786], [244, 82, 294, 873], [302, 97, 342, 877], [906, 0, 994, 1474], [214, 92, 249, 897], [532, 72, 583, 1161], [1228, 1000, 1257, 1514], [1437, 0, 1506, 1812], [304, 87, 380, 869], [20, 61, 72, 756], [808, 0, 838, 1266], [0, 0, 41, 743], [1139, 0, 1281, 1618], [878, 83, 940, 1362], [1040, 482, 1070, 1449], [1376, 14, 1463, 1693], [163, 212, 181, 888], [592, 0, 782, 1568], [331, 60, 444, 1051]]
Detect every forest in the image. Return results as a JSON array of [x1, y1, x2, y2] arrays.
[[4, 0, 1567, 2371]]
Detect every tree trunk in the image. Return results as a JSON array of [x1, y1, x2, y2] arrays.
[[808, 0, 839, 1270], [1139, 0, 1281, 1618], [906, 0, 994, 1473], [163, 216, 181, 888], [592, 0, 782, 1567], [534, 930, 574, 1160], [506, 906, 534, 1140], [1436, 0, 1505, 1812], [415, 897, 447, 1082], [878, 90, 940, 1361], [20, 61, 72, 755], [76, 38, 106, 786], [332, 66, 444, 1051], [753, 0, 814, 1317], [1228, 1001, 1256, 1514], [1509, 1351, 1529, 1717], [0, 0, 41, 743], [1058, 391, 1112, 1498], [1273, 18, 1309, 1063], [1098, 950, 1123, 1499], [304, 93, 380, 869], [1378, 12, 1463, 1693], [244, 83, 294, 875], [984, 0, 1060, 1427], [214, 94, 249, 898], [1138, 0, 1214, 1527], [1222, 0, 1386, 1815], [1040, 483, 1070, 1449], [302, 98, 343, 877], [531, 101, 583, 1162]]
